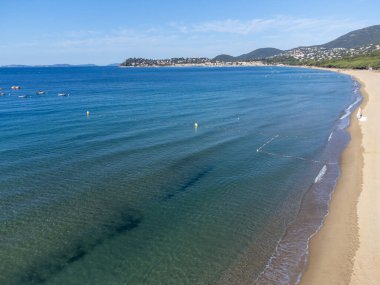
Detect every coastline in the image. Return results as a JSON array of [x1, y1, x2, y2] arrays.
[[300, 69, 380, 284]]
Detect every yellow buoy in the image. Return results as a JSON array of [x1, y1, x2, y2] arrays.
[[194, 122, 198, 128], [86, 110, 90, 117]]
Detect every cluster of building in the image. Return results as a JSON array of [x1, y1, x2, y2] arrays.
[[275, 44, 380, 62], [121, 57, 211, 67], [120, 57, 266, 67]]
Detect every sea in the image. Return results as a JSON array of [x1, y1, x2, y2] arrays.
[[0, 66, 360, 285]]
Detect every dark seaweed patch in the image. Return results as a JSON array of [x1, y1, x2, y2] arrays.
[[106, 210, 143, 236], [67, 245, 87, 264], [17, 209, 143, 285], [114, 215, 141, 234], [163, 166, 213, 201]]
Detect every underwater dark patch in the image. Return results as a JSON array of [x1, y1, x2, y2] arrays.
[[15, 208, 143, 285], [163, 166, 213, 201], [67, 245, 87, 264]]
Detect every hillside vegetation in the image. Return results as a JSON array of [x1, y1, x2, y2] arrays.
[[212, 48, 283, 62], [264, 50, 380, 70], [316, 50, 380, 69]]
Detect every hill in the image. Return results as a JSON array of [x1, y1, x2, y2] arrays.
[[212, 54, 236, 62], [321, 25, 380, 49], [212, 48, 282, 62], [212, 47, 283, 62], [235, 48, 283, 61]]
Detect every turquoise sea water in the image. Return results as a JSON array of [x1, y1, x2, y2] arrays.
[[0, 66, 359, 284]]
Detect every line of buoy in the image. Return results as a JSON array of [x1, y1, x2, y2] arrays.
[[257, 134, 279, 152], [257, 134, 337, 165]]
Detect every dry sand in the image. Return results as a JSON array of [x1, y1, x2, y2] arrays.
[[300, 70, 380, 285]]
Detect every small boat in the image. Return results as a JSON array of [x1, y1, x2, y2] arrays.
[[36, 90, 46, 95], [0, 92, 6, 96], [18, 95, 29, 98], [11, 86, 21, 90], [58, 93, 69, 97]]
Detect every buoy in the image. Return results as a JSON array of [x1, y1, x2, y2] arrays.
[[86, 111, 90, 117], [194, 122, 198, 128]]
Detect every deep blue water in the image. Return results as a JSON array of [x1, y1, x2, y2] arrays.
[[0, 66, 359, 284]]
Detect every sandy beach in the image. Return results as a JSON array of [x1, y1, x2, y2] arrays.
[[300, 70, 380, 284]]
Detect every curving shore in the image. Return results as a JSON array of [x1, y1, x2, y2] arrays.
[[300, 70, 380, 284]]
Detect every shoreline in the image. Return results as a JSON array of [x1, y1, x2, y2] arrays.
[[300, 69, 380, 284]]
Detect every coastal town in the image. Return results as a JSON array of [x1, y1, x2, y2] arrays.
[[120, 57, 265, 67], [274, 44, 380, 62]]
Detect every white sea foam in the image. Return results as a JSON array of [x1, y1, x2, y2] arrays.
[[314, 165, 327, 183], [328, 132, 333, 141], [347, 97, 361, 111], [339, 111, 350, 120], [340, 97, 361, 120]]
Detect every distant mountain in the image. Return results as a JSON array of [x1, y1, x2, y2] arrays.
[[235, 48, 283, 61], [1, 65, 30, 68], [265, 25, 380, 69], [1, 64, 98, 68], [212, 48, 283, 62], [47, 64, 98, 67], [321, 25, 380, 49]]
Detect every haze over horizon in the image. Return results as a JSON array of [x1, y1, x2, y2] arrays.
[[1, 0, 379, 65]]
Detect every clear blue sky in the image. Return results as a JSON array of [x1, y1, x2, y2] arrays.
[[1, 0, 379, 65]]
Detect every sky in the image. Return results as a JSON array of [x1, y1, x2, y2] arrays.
[[0, 0, 379, 65]]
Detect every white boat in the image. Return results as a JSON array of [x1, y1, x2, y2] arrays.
[[36, 91, 46, 95], [11, 86, 21, 90], [0, 92, 5, 96], [58, 93, 69, 97], [18, 95, 29, 98]]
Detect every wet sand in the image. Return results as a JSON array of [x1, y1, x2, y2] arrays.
[[300, 70, 380, 284]]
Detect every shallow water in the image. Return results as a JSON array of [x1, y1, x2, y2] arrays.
[[0, 66, 357, 284]]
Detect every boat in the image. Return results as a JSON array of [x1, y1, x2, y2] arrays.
[[36, 91, 46, 95], [18, 95, 29, 98], [11, 86, 21, 90], [58, 93, 69, 97], [0, 92, 5, 96]]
